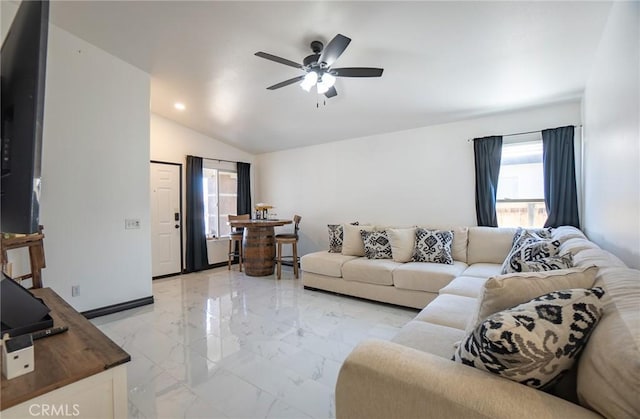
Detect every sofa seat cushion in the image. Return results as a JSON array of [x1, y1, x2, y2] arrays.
[[391, 320, 466, 359], [300, 251, 359, 278], [439, 276, 488, 298], [393, 261, 467, 293], [414, 294, 476, 330], [461, 263, 503, 278], [341, 258, 402, 286]]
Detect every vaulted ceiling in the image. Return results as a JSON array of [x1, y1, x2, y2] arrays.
[[48, 1, 612, 154]]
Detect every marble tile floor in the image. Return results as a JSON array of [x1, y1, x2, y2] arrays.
[[91, 266, 418, 419]]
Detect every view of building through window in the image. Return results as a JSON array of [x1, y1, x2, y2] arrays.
[[203, 168, 237, 238], [496, 140, 547, 227]]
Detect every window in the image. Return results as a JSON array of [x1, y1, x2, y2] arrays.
[[203, 167, 237, 238], [496, 139, 547, 227]]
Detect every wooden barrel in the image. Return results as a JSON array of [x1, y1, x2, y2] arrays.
[[242, 226, 276, 276]]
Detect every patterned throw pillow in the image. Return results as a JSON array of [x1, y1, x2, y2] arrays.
[[522, 252, 574, 272], [502, 237, 562, 274], [453, 287, 605, 389], [327, 224, 343, 253], [327, 222, 358, 253], [360, 230, 392, 260], [510, 227, 553, 247], [467, 265, 599, 334], [412, 229, 454, 264]]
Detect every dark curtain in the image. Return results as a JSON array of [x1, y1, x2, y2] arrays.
[[542, 126, 579, 228], [474, 136, 503, 227], [237, 162, 252, 216], [185, 155, 209, 272]]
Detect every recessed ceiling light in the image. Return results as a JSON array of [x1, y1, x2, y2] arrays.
[[174, 102, 186, 111]]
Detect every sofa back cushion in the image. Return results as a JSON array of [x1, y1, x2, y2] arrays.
[[420, 225, 468, 263], [342, 224, 375, 256], [577, 266, 640, 419], [467, 266, 599, 333], [387, 228, 416, 263], [467, 227, 517, 265]]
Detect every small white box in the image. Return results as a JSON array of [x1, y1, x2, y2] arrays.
[[2, 334, 34, 379]]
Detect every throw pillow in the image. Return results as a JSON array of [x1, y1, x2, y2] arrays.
[[502, 238, 561, 274], [522, 252, 573, 272], [454, 287, 605, 389], [327, 222, 359, 253], [469, 265, 599, 331], [387, 228, 416, 263], [510, 227, 553, 247], [327, 224, 343, 253], [361, 230, 393, 260], [412, 229, 454, 265], [342, 224, 375, 256], [502, 229, 553, 274]]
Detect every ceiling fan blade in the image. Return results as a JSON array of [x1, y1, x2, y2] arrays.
[[324, 86, 338, 98], [332, 67, 384, 77], [255, 52, 303, 69], [318, 34, 351, 67], [266, 75, 305, 90]]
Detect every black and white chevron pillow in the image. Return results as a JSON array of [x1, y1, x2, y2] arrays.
[[453, 287, 605, 389]]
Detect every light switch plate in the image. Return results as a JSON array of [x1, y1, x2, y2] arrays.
[[125, 219, 141, 229]]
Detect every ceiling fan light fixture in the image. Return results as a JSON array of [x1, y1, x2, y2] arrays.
[[300, 71, 318, 92], [256, 33, 383, 100], [316, 73, 336, 95]]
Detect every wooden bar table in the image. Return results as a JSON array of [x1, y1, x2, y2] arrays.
[[229, 219, 292, 276]]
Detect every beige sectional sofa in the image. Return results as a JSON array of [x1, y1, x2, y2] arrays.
[[300, 226, 639, 419], [302, 226, 491, 309]]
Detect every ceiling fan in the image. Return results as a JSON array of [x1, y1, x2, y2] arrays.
[[255, 34, 383, 98]]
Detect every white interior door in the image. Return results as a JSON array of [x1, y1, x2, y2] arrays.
[[150, 162, 181, 277]]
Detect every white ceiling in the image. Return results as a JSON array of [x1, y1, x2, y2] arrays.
[[48, 1, 612, 154]]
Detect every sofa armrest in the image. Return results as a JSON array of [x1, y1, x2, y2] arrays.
[[336, 340, 601, 419]]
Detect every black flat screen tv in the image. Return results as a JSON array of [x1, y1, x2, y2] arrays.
[[1, 0, 49, 234]]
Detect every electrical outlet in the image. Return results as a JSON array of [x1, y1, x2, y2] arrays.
[[125, 219, 141, 229], [71, 285, 80, 297]]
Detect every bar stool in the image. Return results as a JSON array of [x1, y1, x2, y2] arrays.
[[275, 215, 302, 279], [228, 214, 250, 271]]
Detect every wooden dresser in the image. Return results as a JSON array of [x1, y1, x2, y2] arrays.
[[0, 288, 130, 418]]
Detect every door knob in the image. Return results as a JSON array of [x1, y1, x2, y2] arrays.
[[175, 225, 179, 229]]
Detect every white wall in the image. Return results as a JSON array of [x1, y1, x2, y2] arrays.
[[256, 101, 581, 256], [150, 114, 255, 265], [38, 23, 152, 311], [582, 1, 640, 269]]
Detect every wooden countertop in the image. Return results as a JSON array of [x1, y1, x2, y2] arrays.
[[0, 288, 130, 410], [229, 219, 292, 228]]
